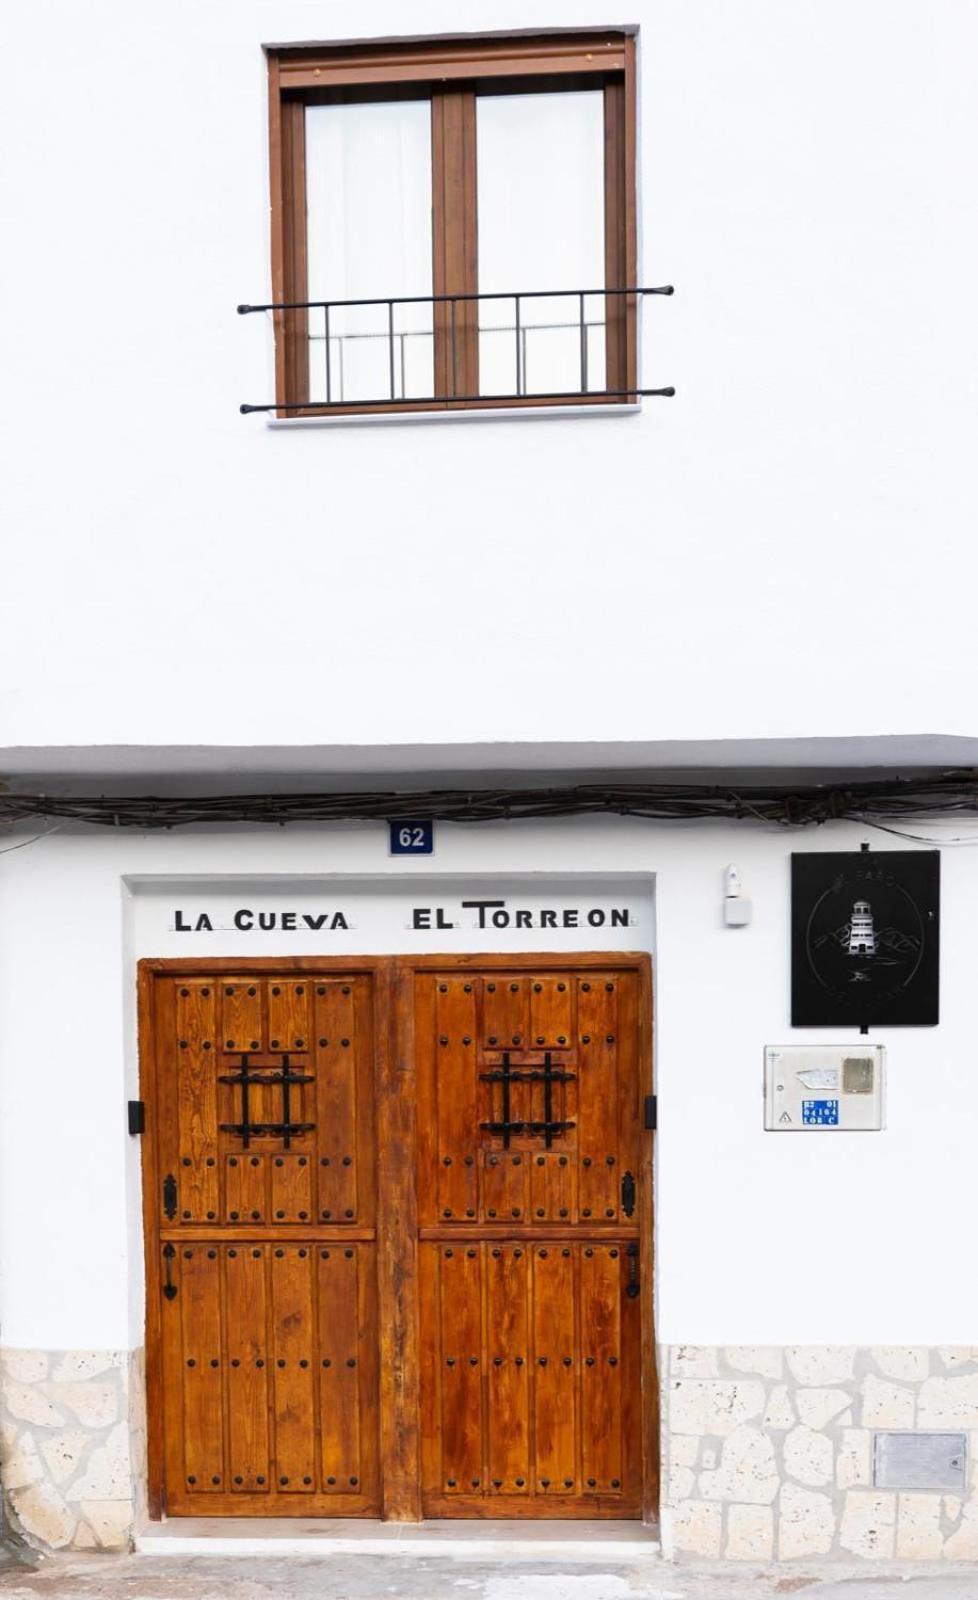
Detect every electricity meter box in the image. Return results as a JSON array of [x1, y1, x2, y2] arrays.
[[764, 1044, 885, 1131]]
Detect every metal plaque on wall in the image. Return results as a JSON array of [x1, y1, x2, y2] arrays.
[[791, 851, 939, 1027]]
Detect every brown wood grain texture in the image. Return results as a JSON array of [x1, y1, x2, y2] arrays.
[[377, 963, 420, 1519], [274, 35, 629, 91], [140, 954, 654, 1522], [226, 1245, 270, 1492], [486, 1243, 530, 1495], [144, 966, 382, 1517], [410, 958, 651, 1518]]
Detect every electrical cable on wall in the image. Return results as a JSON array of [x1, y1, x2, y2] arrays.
[[3, 772, 978, 832]]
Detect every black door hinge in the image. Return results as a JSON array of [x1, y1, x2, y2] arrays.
[[128, 1100, 145, 1136], [163, 1173, 177, 1220], [644, 1094, 657, 1131], [621, 1169, 636, 1218]]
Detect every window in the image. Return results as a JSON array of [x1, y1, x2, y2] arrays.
[[260, 33, 643, 417]]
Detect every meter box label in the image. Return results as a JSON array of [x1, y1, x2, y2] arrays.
[[802, 1099, 839, 1125], [765, 1045, 885, 1131]]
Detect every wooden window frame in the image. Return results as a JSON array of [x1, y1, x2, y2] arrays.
[[266, 32, 638, 418]]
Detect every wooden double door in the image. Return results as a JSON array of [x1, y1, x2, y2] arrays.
[[141, 955, 654, 1521]]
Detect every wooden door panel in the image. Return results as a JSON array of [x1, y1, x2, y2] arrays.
[[318, 1243, 376, 1495], [418, 1237, 642, 1516], [532, 1243, 577, 1497], [435, 979, 479, 1223], [270, 1244, 317, 1493], [173, 983, 220, 1222], [577, 978, 621, 1222], [177, 1245, 225, 1493], [267, 979, 312, 1053], [486, 1244, 530, 1497], [314, 981, 362, 1223], [529, 976, 574, 1049], [415, 961, 648, 1520], [435, 1244, 484, 1495], [148, 967, 381, 1517], [226, 1246, 271, 1493], [220, 980, 265, 1055], [145, 955, 653, 1523]]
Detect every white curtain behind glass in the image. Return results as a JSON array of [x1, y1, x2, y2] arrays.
[[305, 100, 433, 403], [476, 90, 605, 397]]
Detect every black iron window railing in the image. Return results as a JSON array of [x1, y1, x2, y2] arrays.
[[237, 284, 674, 414]]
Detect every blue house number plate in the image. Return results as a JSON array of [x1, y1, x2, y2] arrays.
[[389, 820, 434, 856], [802, 1099, 840, 1126]]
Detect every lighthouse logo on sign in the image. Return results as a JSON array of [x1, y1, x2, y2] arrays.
[[847, 901, 877, 958]]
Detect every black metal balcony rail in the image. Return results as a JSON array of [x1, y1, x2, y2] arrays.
[[236, 284, 674, 412]]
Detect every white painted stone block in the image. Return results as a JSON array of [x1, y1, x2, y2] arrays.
[[68, 1423, 131, 1501], [3, 1380, 65, 1429], [725, 1347, 783, 1380], [836, 1428, 872, 1489], [671, 1498, 723, 1558], [778, 1481, 836, 1559], [784, 1425, 834, 1488], [896, 1491, 945, 1559], [669, 1380, 766, 1438], [670, 1347, 720, 1378], [785, 1347, 856, 1386], [860, 1374, 915, 1429], [1, 1352, 50, 1385], [78, 1498, 132, 1550], [669, 1465, 695, 1502], [726, 1502, 773, 1561], [50, 1352, 124, 1384], [762, 1384, 796, 1431], [796, 1387, 852, 1430], [42, 1382, 118, 1428], [872, 1347, 931, 1383], [669, 1433, 700, 1470], [39, 1430, 91, 1487], [839, 1489, 897, 1559], [918, 1375, 978, 1429], [697, 1426, 779, 1504], [938, 1349, 978, 1372], [10, 1479, 76, 1549], [2, 1430, 44, 1490], [944, 1495, 978, 1559]]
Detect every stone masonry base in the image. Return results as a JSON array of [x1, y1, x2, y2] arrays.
[[3, 1344, 978, 1557], [661, 1346, 978, 1562], [0, 1350, 144, 1551]]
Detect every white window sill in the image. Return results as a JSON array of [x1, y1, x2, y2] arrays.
[[265, 402, 642, 430]]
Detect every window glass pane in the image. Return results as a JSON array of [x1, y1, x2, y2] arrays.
[[476, 89, 606, 398], [305, 99, 433, 404]]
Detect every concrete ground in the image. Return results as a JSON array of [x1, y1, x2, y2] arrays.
[[2, 1552, 978, 1600]]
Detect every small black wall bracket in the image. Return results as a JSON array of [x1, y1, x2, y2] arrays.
[[128, 1100, 145, 1136]]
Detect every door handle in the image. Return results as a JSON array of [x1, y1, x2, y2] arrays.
[[162, 1243, 177, 1301]]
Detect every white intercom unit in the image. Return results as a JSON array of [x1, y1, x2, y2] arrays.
[[764, 1044, 885, 1131]]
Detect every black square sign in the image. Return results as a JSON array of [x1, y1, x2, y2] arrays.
[[791, 851, 940, 1027]]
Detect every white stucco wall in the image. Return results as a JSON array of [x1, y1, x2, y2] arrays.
[[1, 0, 976, 752], [0, 817, 974, 1356]]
